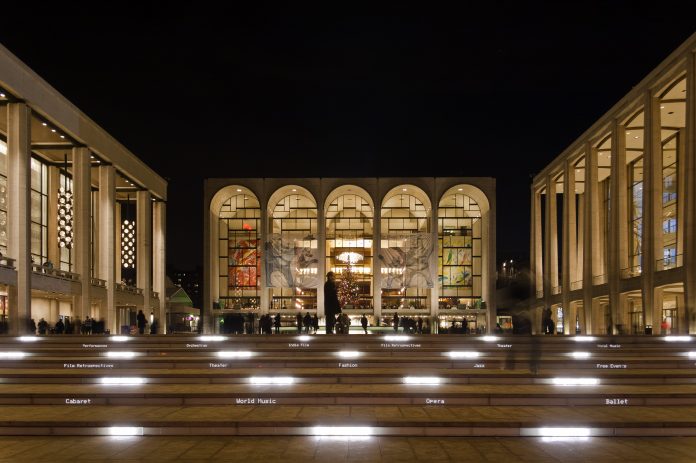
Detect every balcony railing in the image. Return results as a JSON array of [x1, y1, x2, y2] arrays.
[[570, 280, 583, 291], [551, 285, 562, 295], [620, 265, 642, 279], [116, 283, 143, 295], [592, 274, 607, 285], [90, 278, 107, 288], [536, 290, 543, 299], [31, 264, 80, 281], [656, 254, 683, 271], [0, 257, 15, 269]]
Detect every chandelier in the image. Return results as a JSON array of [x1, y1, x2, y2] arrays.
[[121, 194, 136, 268], [58, 186, 73, 249]]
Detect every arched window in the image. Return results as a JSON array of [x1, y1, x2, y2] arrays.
[[218, 194, 261, 309], [438, 192, 482, 309], [380, 186, 432, 312], [326, 190, 373, 311], [268, 190, 318, 311]]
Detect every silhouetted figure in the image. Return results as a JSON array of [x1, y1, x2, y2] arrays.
[[324, 272, 341, 334], [136, 310, 147, 335], [303, 312, 312, 334], [361, 314, 368, 334], [55, 318, 65, 335], [393, 312, 400, 332], [37, 318, 48, 335], [296, 312, 303, 334], [312, 314, 319, 334], [274, 313, 281, 334]]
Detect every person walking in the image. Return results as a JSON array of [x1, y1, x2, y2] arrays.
[[312, 314, 319, 334], [274, 313, 281, 334], [361, 314, 368, 334], [303, 312, 312, 334], [393, 312, 400, 333], [324, 272, 341, 334], [296, 312, 303, 334]]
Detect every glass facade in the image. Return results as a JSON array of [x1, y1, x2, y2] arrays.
[[30, 157, 47, 265], [325, 193, 373, 310], [218, 194, 261, 309], [437, 192, 482, 309]]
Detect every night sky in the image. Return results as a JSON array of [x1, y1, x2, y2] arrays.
[[0, 7, 694, 271]]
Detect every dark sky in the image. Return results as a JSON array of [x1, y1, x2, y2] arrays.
[[1, 6, 694, 270]]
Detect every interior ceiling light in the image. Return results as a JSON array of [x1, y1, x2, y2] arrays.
[[42, 122, 47, 126], [236, 189, 242, 192], [58, 186, 74, 249]]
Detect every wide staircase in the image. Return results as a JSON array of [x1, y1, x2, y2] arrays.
[[0, 333, 696, 437]]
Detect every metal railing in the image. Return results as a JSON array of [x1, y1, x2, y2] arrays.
[[656, 254, 683, 271], [0, 257, 15, 268], [90, 278, 107, 288], [116, 283, 143, 295], [551, 285, 562, 295], [620, 266, 642, 279], [592, 274, 607, 285], [31, 264, 80, 281], [570, 280, 583, 291]]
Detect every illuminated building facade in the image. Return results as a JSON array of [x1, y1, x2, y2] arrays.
[[204, 177, 496, 333], [530, 33, 696, 335], [0, 44, 167, 335]]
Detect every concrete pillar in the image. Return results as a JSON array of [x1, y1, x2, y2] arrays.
[[531, 188, 543, 298], [7, 102, 32, 335], [46, 166, 60, 266], [136, 190, 152, 317], [685, 52, 696, 333], [608, 122, 628, 333], [583, 145, 600, 334], [258, 210, 268, 316], [642, 91, 663, 334], [153, 201, 166, 333], [115, 202, 122, 284], [562, 161, 577, 334], [73, 147, 91, 320], [317, 198, 326, 320], [373, 198, 382, 321], [485, 185, 496, 334], [429, 198, 439, 320], [98, 165, 116, 334], [577, 193, 584, 281], [543, 175, 558, 308]]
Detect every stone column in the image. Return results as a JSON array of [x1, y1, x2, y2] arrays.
[[684, 52, 696, 333], [136, 190, 152, 316], [643, 91, 663, 334], [317, 198, 326, 319], [562, 161, 577, 334], [373, 201, 382, 321], [46, 166, 60, 266], [98, 165, 116, 334], [73, 147, 91, 320], [7, 102, 32, 335], [583, 144, 600, 334], [115, 202, 121, 285], [531, 188, 543, 299], [152, 201, 166, 333], [259, 210, 268, 316], [543, 175, 558, 308], [429, 198, 439, 320], [608, 121, 628, 333]]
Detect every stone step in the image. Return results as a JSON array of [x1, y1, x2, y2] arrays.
[[0, 383, 695, 406], [0, 405, 694, 436]]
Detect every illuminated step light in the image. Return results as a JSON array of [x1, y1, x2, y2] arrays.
[[106, 351, 137, 359], [552, 377, 600, 386], [249, 376, 295, 385], [312, 426, 373, 437], [383, 335, 410, 342], [18, 336, 40, 342], [480, 336, 499, 342], [100, 377, 146, 385], [687, 352, 696, 359], [665, 336, 692, 342], [570, 352, 591, 359], [199, 335, 226, 342], [297, 335, 311, 342], [337, 351, 361, 358], [110, 336, 130, 342], [573, 336, 597, 342], [108, 426, 143, 436], [535, 427, 591, 437], [217, 351, 252, 359], [403, 376, 441, 385], [0, 352, 26, 359], [448, 351, 480, 359]]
